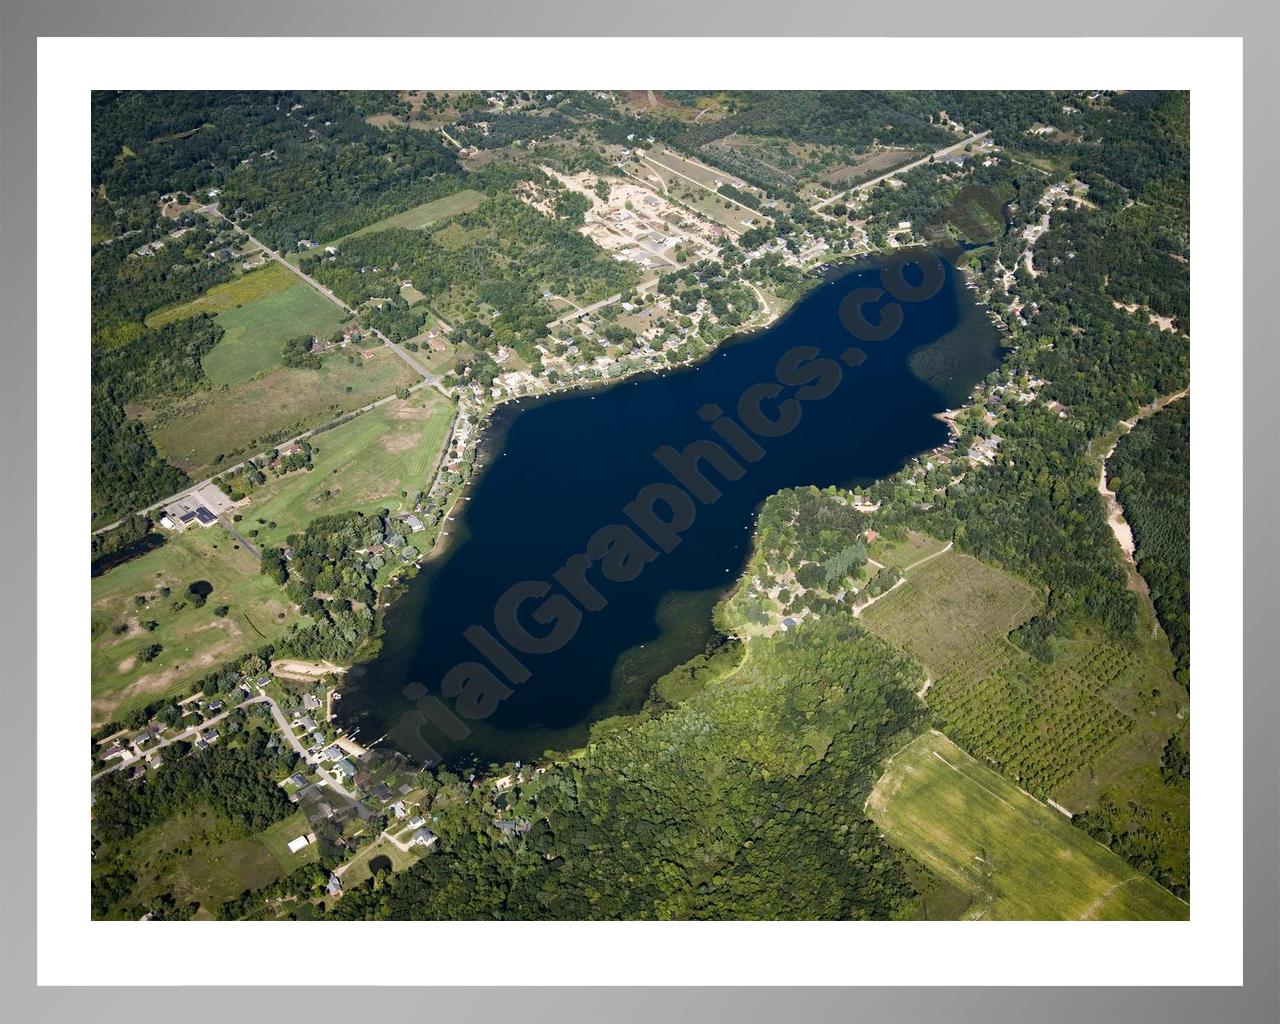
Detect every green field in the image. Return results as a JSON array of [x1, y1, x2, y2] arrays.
[[102, 807, 319, 919], [241, 391, 454, 548], [142, 348, 420, 477], [91, 526, 299, 724], [867, 732, 1187, 920], [328, 188, 485, 245], [144, 262, 351, 385], [204, 282, 349, 385], [867, 529, 953, 571], [144, 263, 296, 327]]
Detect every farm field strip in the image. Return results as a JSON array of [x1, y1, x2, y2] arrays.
[[867, 731, 1188, 920]]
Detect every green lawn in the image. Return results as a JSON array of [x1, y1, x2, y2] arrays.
[[91, 526, 299, 724], [241, 391, 454, 548], [203, 282, 349, 386], [144, 263, 296, 328], [142, 348, 420, 477], [328, 189, 485, 246], [144, 261, 351, 385], [867, 732, 1188, 920]]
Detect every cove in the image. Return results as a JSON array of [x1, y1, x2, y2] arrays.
[[339, 254, 1005, 768]]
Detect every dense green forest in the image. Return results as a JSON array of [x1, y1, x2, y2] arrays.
[[328, 614, 927, 920], [93, 90, 460, 250], [1109, 400, 1191, 682]]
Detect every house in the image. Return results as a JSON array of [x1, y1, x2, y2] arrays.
[[294, 716, 317, 733], [302, 693, 322, 711], [371, 782, 393, 801], [407, 815, 425, 829], [389, 801, 408, 819], [492, 818, 530, 836], [326, 873, 343, 896], [780, 617, 798, 630], [206, 700, 224, 714], [201, 729, 219, 744], [321, 744, 343, 763], [411, 828, 438, 849], [402, 514, 425, 533], [334, 758, 357, 779], [290, 772, 308, 789]]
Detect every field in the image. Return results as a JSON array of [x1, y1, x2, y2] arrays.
[[860, 545, 1190, 890], [144, 262, 350, 385], [861, 542, 1040, 664], [867, 529, 954, 572], [816, 147, 922, 187], [867, 732, 1188, 920], [240, 391, 454, 548], [142, 348, 420, 477], [100, 807, 319, 919], [144, 262, 295, 328], [91, 527, 299, 724], [328, 189, 485, 245], [203, 282, 349, 386]]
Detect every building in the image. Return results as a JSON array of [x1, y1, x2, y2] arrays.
[[326, 873, 343, 896], [286, 834, 312, 854], [411, 828, 438, 849], [389, 801, 408, 819]]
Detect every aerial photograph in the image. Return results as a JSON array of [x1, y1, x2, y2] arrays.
[[89, 89, 1190, 922]]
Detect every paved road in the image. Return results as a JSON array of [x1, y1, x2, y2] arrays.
[[812, 131, 992, 212], [92, 209, 455, 537], [92, 374, 444, 536], [546, 276, 659, 328], [200, 205, 448, 395], [640, 152, 763, 221], [94, 692, 363, 809]]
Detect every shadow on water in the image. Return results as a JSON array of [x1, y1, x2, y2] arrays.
[[341, 254, 1006, 767]]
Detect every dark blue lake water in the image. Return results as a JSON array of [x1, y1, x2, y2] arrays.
[[340, 254, 1004, 767]]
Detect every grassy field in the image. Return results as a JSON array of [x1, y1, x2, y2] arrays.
[[144, 262, 351, 385], [203, 282, 349, 386], [867, 732, 1187, 920], [240, 391, 454, 548], [867, 529, 954, 572], [102, 807, 319, 919], [142, 348, 420, 477], [91, 526, 299, 725], [144, 263, 295, 328], [328, 189, 485, 245]]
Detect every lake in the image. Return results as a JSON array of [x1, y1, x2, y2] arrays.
[[339, 253, 1005, 767]]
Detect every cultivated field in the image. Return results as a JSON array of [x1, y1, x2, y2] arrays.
[[241, 391, 454, 548], [860, 545, 1190, 889], [860, 544, 1042, 669], [142, 348, 420, 477], [867, 731, 1188, 920], [91, 527, 298, 724]]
